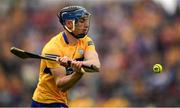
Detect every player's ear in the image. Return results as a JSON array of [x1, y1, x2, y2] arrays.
[[65, 20, 73, 29]]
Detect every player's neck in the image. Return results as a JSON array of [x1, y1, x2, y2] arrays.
[[64, 31, 78, 45]]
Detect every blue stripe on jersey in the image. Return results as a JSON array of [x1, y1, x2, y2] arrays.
[[62, 32, 69, 44], [30, 100, 68, 108]]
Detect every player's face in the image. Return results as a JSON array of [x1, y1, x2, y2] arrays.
[[74, 16, 90, 35]]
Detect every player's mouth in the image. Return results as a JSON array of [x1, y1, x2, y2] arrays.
[[83, 28, 88, 32]]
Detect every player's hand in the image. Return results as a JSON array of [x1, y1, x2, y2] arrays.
[[71, 60, 83, 69], [71, 61, 84, 73], [58, 56, 72, 67]]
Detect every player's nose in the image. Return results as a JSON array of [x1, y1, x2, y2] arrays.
[[84, 20, 89, 27]]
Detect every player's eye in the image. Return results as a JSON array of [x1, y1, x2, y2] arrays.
[[78, 17, 89, 23], [79, 19, 85, 23]]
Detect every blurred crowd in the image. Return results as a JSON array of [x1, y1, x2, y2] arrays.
[[0, 0, 180, 107]]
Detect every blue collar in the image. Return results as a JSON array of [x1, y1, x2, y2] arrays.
[[62, 32, 69, 44]]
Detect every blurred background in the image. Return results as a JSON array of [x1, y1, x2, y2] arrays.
[[0, 0, 180, 107]]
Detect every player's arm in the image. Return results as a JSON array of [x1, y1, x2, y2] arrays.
[[82, 50, 100, 72], [51, 57, 83, 92], [43, 46, 83, 92], [80, 37, 101, 72], [51, 67, 83, 92]]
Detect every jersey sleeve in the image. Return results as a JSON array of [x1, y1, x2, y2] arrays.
[[42, 43, 62, 69], [85, 36, 96, 52]]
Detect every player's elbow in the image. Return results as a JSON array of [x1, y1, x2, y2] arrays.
[[57, 83, 68, 92], [59, 86, 68, 92], [96, 64, 101, 72], [95, 61, 101, 72], [55, 80, 68, 92]]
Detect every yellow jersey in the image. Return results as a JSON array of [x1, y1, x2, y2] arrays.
[[32, 32, 96, 105]]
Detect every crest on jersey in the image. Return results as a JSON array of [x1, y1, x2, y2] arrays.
[[78, 49, 84, 55]]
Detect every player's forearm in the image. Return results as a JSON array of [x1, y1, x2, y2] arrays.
[[56, 72, 83, 92], [82, 59, 101, 72]]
